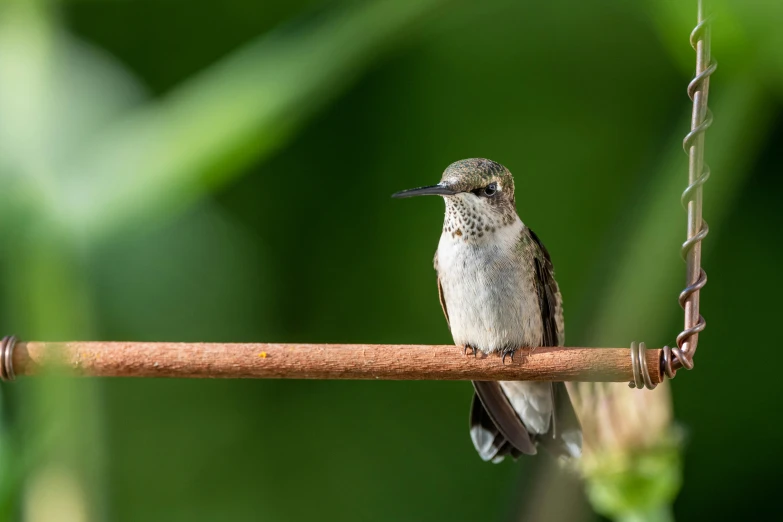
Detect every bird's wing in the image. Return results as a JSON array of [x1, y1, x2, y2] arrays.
[[437, 278, 450, 329], [525, 227, 564, 346], [434, 253, 450, 328], [525, 227, 582, 457]]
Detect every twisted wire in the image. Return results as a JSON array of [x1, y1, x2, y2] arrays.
[[631, 4, 715, 389]]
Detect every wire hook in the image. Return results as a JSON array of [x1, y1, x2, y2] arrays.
[[631, 1, 715, 389]]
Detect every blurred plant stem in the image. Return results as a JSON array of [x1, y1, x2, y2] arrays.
[[0, 3, 104, 519], [3, 224, 104, 522]]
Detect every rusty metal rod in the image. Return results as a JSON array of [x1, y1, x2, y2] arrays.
[[0, 340, 661, 384]]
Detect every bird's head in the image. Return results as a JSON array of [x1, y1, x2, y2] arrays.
[[393, 158, 519, 238]]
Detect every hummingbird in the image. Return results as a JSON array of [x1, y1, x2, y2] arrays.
[[393, 158, 582, 462]]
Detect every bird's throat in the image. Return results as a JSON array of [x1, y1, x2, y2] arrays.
[[442, 197, 519, 242]]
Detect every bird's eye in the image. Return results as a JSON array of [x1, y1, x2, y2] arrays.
[[483, 183, 497, 197]]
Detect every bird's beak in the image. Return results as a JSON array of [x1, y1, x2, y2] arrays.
[[391, 184, 457, 198]]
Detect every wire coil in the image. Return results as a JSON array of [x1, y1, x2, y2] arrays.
[[630, 6, 715, 390], [0, 335, 17, 382]]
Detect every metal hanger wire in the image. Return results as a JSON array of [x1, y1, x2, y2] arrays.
[[630, 0, 716, 390]]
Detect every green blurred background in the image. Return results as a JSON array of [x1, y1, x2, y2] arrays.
[[0, 0, 781, 520]]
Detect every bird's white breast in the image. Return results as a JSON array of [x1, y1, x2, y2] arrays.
[[436, 218, 543, 353]]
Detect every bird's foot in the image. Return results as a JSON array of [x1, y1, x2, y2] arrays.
[[463, 344, 478, 357], [502, 347, 535, 364]]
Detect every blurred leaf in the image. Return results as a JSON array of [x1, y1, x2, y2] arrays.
[[0, 2, 139, 167], [54, 0, 447, 241], [0, 1, 145, 240], [724, 0, 783, 92]]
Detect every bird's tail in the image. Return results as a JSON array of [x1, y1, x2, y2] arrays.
[[536, 382, 582, 460], [469, 381, 582, 462], [469, 393, 524, 463]]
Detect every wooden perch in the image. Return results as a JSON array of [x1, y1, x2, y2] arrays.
[[4, 341, 662, 384]]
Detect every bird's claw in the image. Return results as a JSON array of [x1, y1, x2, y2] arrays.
[[502, 351, 515, 364], [463, 345, 477, 357]]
